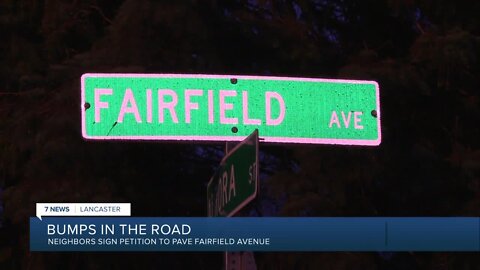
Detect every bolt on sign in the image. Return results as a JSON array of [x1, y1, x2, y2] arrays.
[[81, 74, 381, 145], [207, 130, 259, 217]]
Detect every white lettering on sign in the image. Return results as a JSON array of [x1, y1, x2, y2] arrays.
[[265, 91, 285, 126], [248, 163, 256, 184], [208, 90, 214, 123], [158, 89, 179, 123], [354, 111, 364, 129], [185, 89, 203, 124], [214, 164, 237, 215], [208, 159, 258, 217], [229, 165, 236, 199], [220, 90, 238, 124], [94, 88, 113, 122], [146, 89, 153, 123], [93, 88, 286, 126], [329, 111, 363, 129], [242, 91, 261, 125], [341, 111, 351, 128], [118, 88, 141, 123], [217, 164, 237, 209]]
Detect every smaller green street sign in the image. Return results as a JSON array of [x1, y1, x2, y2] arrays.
[[207, 130, 259, 217]]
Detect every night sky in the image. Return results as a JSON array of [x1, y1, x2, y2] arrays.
[[1, 0, 479, 269]]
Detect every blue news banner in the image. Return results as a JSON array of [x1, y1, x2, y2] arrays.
[[30, 217, 480, 251]]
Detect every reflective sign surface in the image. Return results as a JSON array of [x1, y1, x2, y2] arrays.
[[81, 74, 381, 145]]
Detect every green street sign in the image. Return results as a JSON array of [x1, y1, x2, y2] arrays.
[[81, 74, 381, 145], [207, 130, 259, 217]]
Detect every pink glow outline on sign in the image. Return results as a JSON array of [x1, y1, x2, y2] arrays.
[[207, 129, 259, 217], [81, 73, 381, 145]]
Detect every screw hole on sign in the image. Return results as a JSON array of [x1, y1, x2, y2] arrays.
[[231, 127, 238, 133], [371, 110, 377, 118], [84, 102, 91, 110], [230, 78, 238, 84]]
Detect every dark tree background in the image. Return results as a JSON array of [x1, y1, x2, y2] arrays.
[[1, 0, 479, 269]]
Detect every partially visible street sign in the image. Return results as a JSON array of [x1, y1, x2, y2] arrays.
[[81, 74, 381, 145], [207, 130, 258, 217]]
